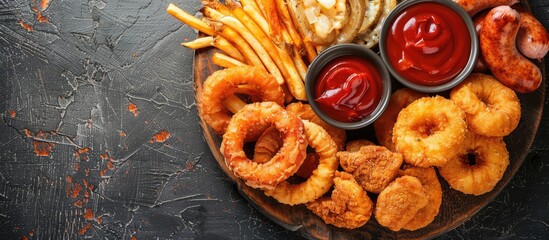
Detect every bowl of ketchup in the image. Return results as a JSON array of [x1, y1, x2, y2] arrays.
[[305, 44, 392, 130], [379, 0, 478, 92]]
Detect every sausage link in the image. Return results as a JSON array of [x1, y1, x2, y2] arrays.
[[480, 6, 541, 93], [516, 10, 549, 60], [452, 0, 518, 16]]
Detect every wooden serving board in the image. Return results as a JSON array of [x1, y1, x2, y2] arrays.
[[192, 5, 546, 239]]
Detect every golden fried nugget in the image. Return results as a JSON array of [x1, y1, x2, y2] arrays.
[[306, 171, 373, 229], [374, 175, 429, 231], [338, 145, 403, 193], [399, 166, 442, 231]]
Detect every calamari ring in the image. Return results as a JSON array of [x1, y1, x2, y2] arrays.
[[264, 120, 339, 205], [392, 96, 468, 167], [306, 171, 373, 229], [286, 102, 347, 150], [197, 66, 284, 135], [220, 102, 307, 189], [438, 133, 509, 196], [374, 175, 429, 232], [450, 73, 521, 137], [398, 166, 442, 231], [338, 145, 403, 194], [374, 88, 427, 151]]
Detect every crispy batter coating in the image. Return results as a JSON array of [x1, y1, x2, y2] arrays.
[[344, 139, 375, 152], [338, 145, 403, 194], [438, 133, 509, 196], [374, 88, 427, 151], [450, 73, 521, 137], [374, 175, 429, 232], [286, 102, 347, 150], [306, 171, 373, 229], [220, 102, 307, 189], [198, 66, 284, 135], [252, 126, 281, 164], [399, 166, 442, 231], [393, 96, 468, 167], [264, 121, 339, 205]]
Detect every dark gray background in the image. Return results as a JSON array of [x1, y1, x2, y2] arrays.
[[0, 0, 547, 239]]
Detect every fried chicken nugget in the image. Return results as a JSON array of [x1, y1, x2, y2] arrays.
[[374, 175, 429, 232], [338, 145, 403, 193], [399, 166, 442, 231], [345, 139, 375, 152], [306, 171, 373, 229]]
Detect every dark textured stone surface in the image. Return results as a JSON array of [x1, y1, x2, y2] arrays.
[[0, 0, 547, 239]]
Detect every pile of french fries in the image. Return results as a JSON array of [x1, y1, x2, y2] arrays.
[[167, 0, 318, 101]]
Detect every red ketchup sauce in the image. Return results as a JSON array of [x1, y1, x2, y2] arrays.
[[314, 55, 383, 122], [386, 2, 471, 85]]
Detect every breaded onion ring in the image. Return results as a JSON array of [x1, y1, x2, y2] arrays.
[[438, 133, 509, 196], [220, 102, 307, 189], [306, 171, 373, 229], [450, 73, 521, 137], [286, 102, 346, 150], [338, 145, 403, 194], [374, 88, 427, 151], [393, 96, 468, 167], [374, 175, 429, 232], [198, 66, 284, 135], [264, 120, 339, 205], [398, 166, 442, 231], [252, 126, 281, 164]]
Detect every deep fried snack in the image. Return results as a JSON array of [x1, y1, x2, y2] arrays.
[[398, 166, 442, 231], [450, 73, 521, 137], [264, 121, 339, 205], [197, 66, 284, 135], [393, 96, 468, 167], [252, 126, 281, 164], [374, 88, 427, 151], [345, 139, 375, 152], [306, 171, 373, 229], [374, 175, 429, 231], [438, 133, 509, 196], [286, 102, 346, 150], [221, 102, 307, 189], [338, 145, 403, 194]]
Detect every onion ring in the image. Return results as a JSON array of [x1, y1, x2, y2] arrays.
[[392, 96, 468, 167], [450, 73, 521, 137], [438, 133, 509, 196], [197, 66, 285, 135], [286, 102, 346, 150], [374, 88, 427, 151], [264, 120, 339, 205], [220, 102, 307, 189], [306, 171, 373, 229]]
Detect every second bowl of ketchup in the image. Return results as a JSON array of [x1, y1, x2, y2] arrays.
[[379, 0, 478, 92], [305, 44, 391, 130]]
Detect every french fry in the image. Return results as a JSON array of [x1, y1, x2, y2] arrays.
[[304, 39, 318, 63], [241, 4, 293, 48], [239, 0, 261, 14], [219, 15, 285, 85], [212, 36, 245, 62], [292, 46, 308, 80], [274, 0, 303, 50], [182, 36, 213, 49], [257, 0, 284, 46], [212, 52, 246, 68], [167, 3, 215, 36], [222, 95, 247, 114]]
